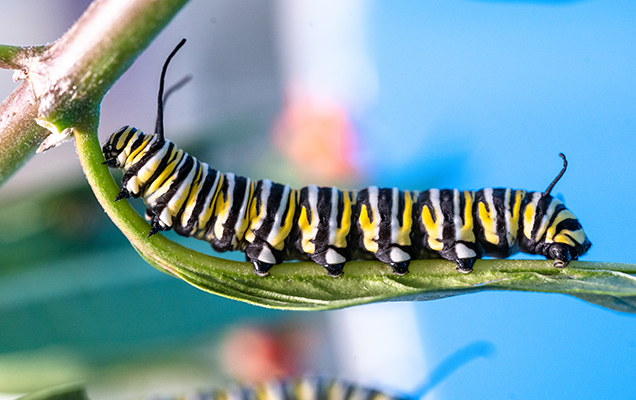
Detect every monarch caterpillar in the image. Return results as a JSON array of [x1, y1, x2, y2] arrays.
[[103, 39, 591, 277]]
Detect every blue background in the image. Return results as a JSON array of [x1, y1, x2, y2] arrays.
[[366, 1, 636, 398]]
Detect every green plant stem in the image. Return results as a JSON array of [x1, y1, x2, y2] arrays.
[[0, 44, 45, 70], [74, 117, 178, 280], [0, 80, 48, 182], [29, 0, 190, 127], [0, 44, 24, 69], [0, 0, 189, 186]]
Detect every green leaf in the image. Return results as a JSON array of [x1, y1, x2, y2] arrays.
[[74, 126, 636, 313], [143, 249, 636, 312]]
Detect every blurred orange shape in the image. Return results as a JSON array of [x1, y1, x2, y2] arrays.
[[273, 95, 358, 186]]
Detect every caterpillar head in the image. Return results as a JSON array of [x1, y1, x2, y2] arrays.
[[533, 154, 592, 268], [547, 232, 592, 268], [102, 126, 142, 168], [519, 192, 592, 268]]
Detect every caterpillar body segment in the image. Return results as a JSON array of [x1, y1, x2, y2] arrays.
[[292, 185, 357, 277], [473, 188, 525, 259], [207, 377, 406, 400], [415, 188, 480, 274], [102, 39, 592, 277], [243, 179, 298, 276], [353, 187, 417, 275], [203, 173, 253, 253]]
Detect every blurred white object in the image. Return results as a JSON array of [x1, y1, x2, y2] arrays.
[[329, 303, 430, 397], [272, 0, 378, 184], [275, 0, 377, 114]]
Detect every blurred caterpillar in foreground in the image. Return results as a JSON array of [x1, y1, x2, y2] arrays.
[[102, 39, 591, 277], [205, 377, 407, 400], [137, 341, 494, 400]]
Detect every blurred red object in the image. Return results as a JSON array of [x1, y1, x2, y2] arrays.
[[220, 323, 322, 383]]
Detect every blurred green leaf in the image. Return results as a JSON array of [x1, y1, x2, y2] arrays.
[[16, 384, 88, 400]]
